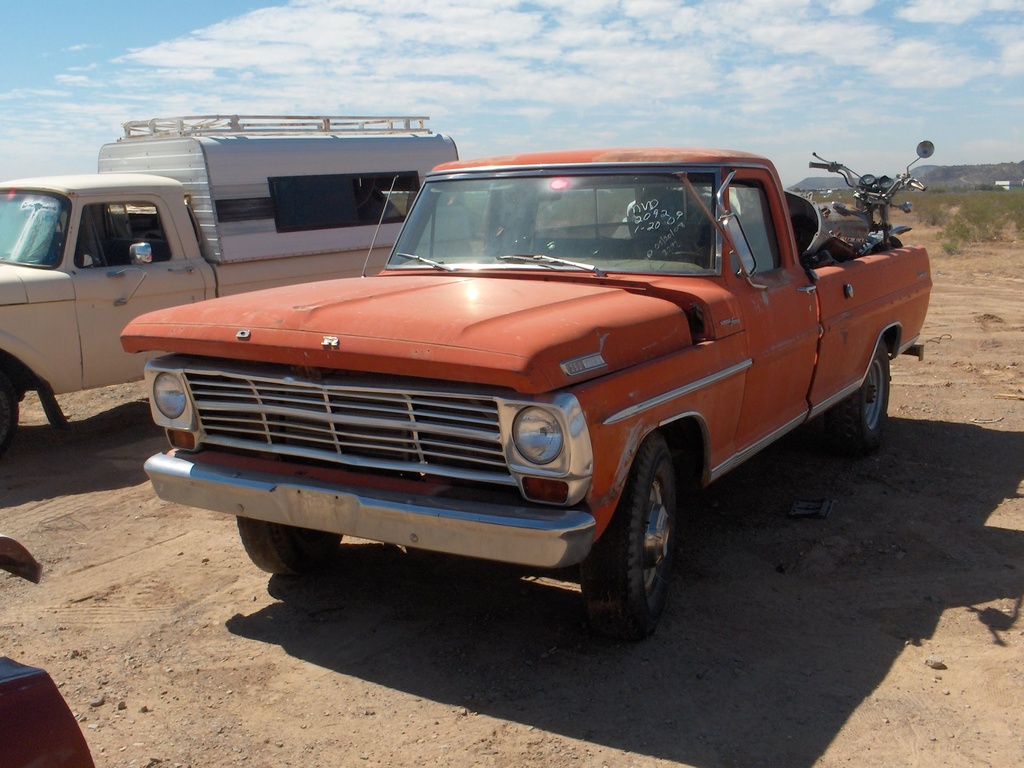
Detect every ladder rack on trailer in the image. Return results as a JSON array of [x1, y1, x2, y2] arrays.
[[120, 115, 432, 140]]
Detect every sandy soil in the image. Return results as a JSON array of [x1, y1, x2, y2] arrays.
[[1, 222, 1022, 768]]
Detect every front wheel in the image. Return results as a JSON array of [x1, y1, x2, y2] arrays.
[[580, 432, 677, 640], [0, 370, 19, 459], [236, 517, 341, 575], [824, 342, 890, 456]]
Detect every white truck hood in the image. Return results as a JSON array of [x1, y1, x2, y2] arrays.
[[0, 264, 74, 306]]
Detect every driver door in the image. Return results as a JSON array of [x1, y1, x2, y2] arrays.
[[71, 198, 211, 389], [727, 177, 819, 453]]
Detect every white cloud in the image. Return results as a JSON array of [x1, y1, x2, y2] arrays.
[[826, 0, 877, 15], [1, 0, 1020, 180], [983, 23, 1024, 75], [897, 0, 1024, 24], [54, 74, 94, 86], [1001, 39, 1024, 74], [864, 39, 989, 87]]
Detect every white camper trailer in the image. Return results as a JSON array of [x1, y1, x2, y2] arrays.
[[0, 115, 458, 455], [97, 114, 459, 290]]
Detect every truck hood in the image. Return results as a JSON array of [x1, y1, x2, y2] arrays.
[[122, 274, 697, 393], [0, 264, 74, 306]]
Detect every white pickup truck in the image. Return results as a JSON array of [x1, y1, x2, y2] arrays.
[[0, 115, 458, 456]]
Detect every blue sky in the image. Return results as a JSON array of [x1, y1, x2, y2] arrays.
[[2, 0, 1022, 185]]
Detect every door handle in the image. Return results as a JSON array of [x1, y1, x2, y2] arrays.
[[104, 267, 146, 305], [797, 285, 817, 293]]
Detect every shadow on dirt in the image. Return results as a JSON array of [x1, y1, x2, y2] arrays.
[[226, 416, 1023, 767], [0, 399, 164, 506]]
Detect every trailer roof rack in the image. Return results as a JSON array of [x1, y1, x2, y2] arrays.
[[120, 115, 432, 140]]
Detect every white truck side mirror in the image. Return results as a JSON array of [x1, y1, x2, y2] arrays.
[[130, 242, 153, 265]]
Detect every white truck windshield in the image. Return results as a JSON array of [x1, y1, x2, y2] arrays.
[[0, 191, 70, 268]]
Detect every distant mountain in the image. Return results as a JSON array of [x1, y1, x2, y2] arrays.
[[791, 160, 1024, 191], [916, 161, 1024, 188]]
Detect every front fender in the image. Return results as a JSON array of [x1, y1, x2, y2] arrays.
[[0, 300, 82, 395]]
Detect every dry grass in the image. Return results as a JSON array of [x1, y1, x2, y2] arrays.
[[891, 207, 1024, 280]]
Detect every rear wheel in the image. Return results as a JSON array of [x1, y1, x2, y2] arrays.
[[580, 432, 676, 640], [0, 370, 19, 459], [824, 342, 890, 456], [236, 517, 341, 575]]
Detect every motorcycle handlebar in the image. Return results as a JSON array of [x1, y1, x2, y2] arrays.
[[808, 162, 831, 170]]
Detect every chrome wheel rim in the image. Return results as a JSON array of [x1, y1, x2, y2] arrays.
[[642, 477, 671, 593], [864, 357, 885, 430]]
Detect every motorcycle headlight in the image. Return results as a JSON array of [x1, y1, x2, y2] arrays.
[[512, 407, 563, 465], [153, 372, 187, 420]]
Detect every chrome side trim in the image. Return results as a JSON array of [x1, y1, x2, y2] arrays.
[[709, 412, 807, 482], [604, 359, 752, 425], [898, 333, 919, 355], [808, 381, 861, 419], [144, 452, 596, 569]]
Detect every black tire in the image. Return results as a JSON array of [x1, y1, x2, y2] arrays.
[[580, 432, 676, 640], [236, 517, 341, 575], [0, 370, 19, 459], [824, 342, 890, 456]]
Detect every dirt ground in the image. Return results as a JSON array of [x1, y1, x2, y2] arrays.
[[2, 221, 1022, 768]]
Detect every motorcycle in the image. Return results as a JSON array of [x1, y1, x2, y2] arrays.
[[808, 140, 934, 258]]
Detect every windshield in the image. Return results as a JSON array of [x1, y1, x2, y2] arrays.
[[389, 171, 718, 275], [0, 191, 70, 268]]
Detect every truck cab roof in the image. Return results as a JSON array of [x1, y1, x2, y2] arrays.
[[432, 147, 773, 173], [0, 173, 187, 196]]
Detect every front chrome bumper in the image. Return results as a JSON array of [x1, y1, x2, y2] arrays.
[[144, 452, 596, 569]]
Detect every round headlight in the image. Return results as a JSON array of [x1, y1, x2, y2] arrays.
[[153, 372, 187, 420], [512, 407, 563, 465]]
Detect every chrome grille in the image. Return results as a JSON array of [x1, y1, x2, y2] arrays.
[[183, 371, 512, 483]]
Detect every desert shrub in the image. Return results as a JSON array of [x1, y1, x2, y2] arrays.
[[1001, 191, 1024, 236], [911, 194, 950, 227], [942, 215, 974, 243], [934, 191, 1020, 246]]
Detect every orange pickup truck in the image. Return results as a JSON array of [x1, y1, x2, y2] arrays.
[[121, 148, 931, 639]]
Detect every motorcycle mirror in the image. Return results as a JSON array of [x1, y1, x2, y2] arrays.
[[916, 140, 935, 160]]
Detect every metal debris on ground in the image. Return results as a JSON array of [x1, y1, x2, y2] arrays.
[[788, 499, 834, 519]]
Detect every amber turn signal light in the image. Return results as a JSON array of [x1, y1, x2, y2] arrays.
[[521, 477, 569, 505], [167, 430, 197, 451]]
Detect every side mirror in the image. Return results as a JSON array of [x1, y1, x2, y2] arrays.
[[916, 140, 935, 160], [720, 211, 758, 277], [715, 170, 758, 277], [130, 242, 153, 265]]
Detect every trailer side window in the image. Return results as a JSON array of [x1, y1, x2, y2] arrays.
[[267, 172, 420, 233]]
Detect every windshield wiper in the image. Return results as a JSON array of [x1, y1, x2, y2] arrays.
[[392, 252, 458, 272], [496, 253, 606, 277]]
